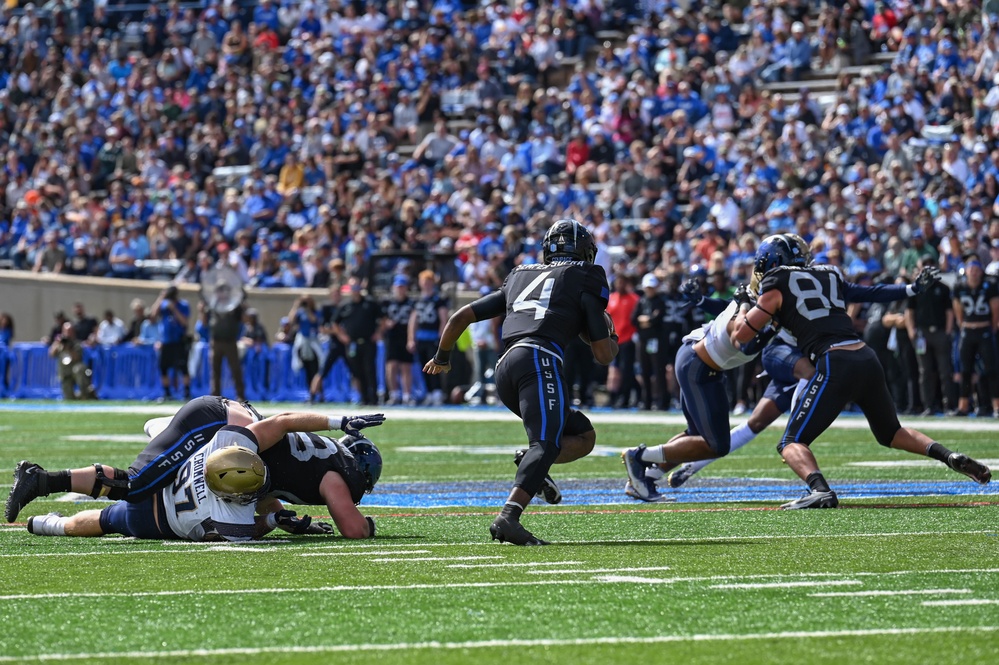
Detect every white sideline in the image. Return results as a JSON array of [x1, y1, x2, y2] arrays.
[[811, 589, 973, 597], [922, 599, 999, 606], [2, 568, 998, 602], [1, 626, 997, 662]]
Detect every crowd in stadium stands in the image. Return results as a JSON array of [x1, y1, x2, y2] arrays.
[[0, 0, 998, 412]]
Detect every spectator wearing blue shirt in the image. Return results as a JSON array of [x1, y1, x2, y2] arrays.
[[150, 286, 191, 401], [253, 0, 280, 32]]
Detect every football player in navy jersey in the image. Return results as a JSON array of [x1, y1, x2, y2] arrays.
[[732, 236, 991, 509], [410, 269, 450, 405], [952, 257, 999, 417], [424, 218, 618, 545], [19, 410, 384, 542], [658, 235, 940, 492]]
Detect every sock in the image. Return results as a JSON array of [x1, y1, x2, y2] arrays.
[[28, 514, 67, 536], [806, 472, 831, 493], [499, 501, 525, 521], [927, 442, 955, 464], [729, 423, 758, 452], [645, 465, 665, 481], [638, 445, 666, 464], [43, 470, 71, 495]]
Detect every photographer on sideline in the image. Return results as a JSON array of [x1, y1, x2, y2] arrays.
[[49, 322, 97, 400]]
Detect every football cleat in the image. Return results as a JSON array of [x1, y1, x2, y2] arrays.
[[5, 461, 44, 523], [947, 453, 992, 485], [621, 444, 652, 499], [624, 480, 671, 503], [780, 490, 839, 510], [666, 463, 697, 489], [513, 450, 562, 505], [489, 516, 549, 546]]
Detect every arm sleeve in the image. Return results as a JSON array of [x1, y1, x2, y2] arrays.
[[581, 292, 610, 343], [469, 290, 506, 321], [585, 264, 611, 309], [844, 282, 909, 304]]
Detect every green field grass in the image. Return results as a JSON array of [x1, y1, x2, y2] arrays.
[[0, 404, 997, 664]]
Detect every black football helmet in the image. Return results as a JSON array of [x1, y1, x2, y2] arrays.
[[342, 435, 383, 494], [542, 218, 597, 264], [751, 234, 808, 296], [781, 233, 812, 267]]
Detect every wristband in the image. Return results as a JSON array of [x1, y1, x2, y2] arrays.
[[365, 515, 376, 538], [265, 513, 278, 530], [905, 284, 916, 297], [328, 416, 348, 431], [433, 348, 451, 364]]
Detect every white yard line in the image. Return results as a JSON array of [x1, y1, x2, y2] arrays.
[[446, 561, 583, 569], [1, 626, 997, 662], [300, 550, 432, 557], [922, 599, 999, 606], [530, 566, 674, 575], [3, 568, 998, 602], [811, 589, 973, 597], [710, 580, 862, 590], [595, 575, 671, 584], [368, 556, 504, 563]]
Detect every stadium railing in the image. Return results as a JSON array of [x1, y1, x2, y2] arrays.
[[0, 341, 427, 403]]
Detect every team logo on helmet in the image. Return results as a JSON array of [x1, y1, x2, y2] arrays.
[[542, 218, 597, 264], [204, 446, 270, 505]]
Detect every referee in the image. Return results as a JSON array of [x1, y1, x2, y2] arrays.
[[333, 279, 384, 405]]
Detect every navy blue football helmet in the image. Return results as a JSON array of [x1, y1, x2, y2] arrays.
[[542, 218, 597, 264], [781, 233, 812, 268], [343, 435, 383, 494], [754, 234, 807, 281]]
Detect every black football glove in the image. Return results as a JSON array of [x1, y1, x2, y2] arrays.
[[912, 266, 941, 294], [733, 283, 756, 308], [678, 278, 704, 306], [273, 509, 316, 535], [340, 413, 386, 437]]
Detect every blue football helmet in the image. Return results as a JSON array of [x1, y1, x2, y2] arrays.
[[343, 435, 383, 494], [754, 234, 806, 280], [781, 233, 812, 267], [542, 218, 597, 264]]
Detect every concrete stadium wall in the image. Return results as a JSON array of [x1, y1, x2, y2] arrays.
[[0, 272, 328, 343]]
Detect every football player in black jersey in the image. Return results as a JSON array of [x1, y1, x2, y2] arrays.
[[383, 274, 416, 405], [424, 219, 618, 545], [732, 236, 991, 509], [410, 269, 450, 405], [951, 257, 999, 417]]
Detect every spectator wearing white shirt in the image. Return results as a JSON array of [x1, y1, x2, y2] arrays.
[[480, 126, 511, 164], [393, 90, 419, 143], [96, 310, 127, 346]]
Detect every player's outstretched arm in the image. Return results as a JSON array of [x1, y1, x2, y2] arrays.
[[247, 412, 386, 451], [423, 304, 476, 375], [732, 289, 781, 347], [319, 471, 374, 539], [844, 267, 939, 303]]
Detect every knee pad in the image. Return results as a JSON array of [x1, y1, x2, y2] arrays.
[[91, 465, 130, 501], [563, 410, 593, 437]]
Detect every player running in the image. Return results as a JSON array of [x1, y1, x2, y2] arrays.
[[730, 236, 991, 508], [424, 218, 618, 545]]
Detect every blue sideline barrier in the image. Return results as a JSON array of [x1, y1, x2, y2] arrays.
[[1, 341, 429, 402]]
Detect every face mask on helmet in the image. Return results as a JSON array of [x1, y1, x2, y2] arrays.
[[342, 435, 383, 493], [204, 446, 270, 505], [542, 218, 598, 264]]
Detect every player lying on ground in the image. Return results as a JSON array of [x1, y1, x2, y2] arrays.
[[142, 415, 383, 539], [729, 236, 991, 509], [649, 247, 940, 493], [6, 397, 384, 538], [20, 410, 382, 541], [425, 218, 618, 545]]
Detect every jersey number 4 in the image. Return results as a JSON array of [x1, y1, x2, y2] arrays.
[[512, 273, 555, 321], [789, 272, 845, 321]]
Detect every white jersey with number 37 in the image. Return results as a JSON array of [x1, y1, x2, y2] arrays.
[[162, 427, 258, 542]]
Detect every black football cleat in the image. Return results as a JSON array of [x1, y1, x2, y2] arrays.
[[948, 453, 992, 485], [5, 460, 44, 523], [780, 490, 839, 510], [513, 449, 562, 505], [489, 516, 550, 546]]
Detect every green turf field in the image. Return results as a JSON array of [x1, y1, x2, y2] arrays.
[[0, 404, 997, 664]]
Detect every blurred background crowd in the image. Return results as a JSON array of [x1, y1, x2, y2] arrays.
[[0, 0, 998, 413]]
